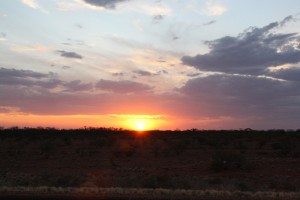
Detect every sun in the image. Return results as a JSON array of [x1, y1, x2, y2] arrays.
[[113, 114, 166, 131], [135, 120, 146, 131]]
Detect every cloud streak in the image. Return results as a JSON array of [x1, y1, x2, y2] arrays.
[[63, 80, 93, 92], [267, 67, 300, 82], [0, 68, 50, 79], [204, 2, 226, 16], [0, 32, 6, 41], [21, 0, 39, 9], [82, 0, 129, 9], [203, 20, 216, 26], [0, 68, 91, 91], [0, 68, 60, 89], [133, 70, 155, 76], [95, 79, 153, 94], [57, 50, 83, 59]]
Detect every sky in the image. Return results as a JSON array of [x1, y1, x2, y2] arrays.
[[1, 0, 300, 130]]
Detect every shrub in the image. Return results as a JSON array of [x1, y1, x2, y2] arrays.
[[271, 140, 295, 157], [112, 141, 136, 157], [210, 152, 246, 172], [40, 172, 85, 187]]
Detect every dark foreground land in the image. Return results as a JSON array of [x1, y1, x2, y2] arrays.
[[0, 127, 300, 199]]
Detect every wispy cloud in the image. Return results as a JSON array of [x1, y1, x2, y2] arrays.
[[57, 0, 104, 11], [140, 4, 171, 16], [203, 20, 216, 26], [11, 44, 50, 52], [109, 114, 165, 119], [153, 14, 165, 23], [56, 50, 83, 59], [21, 0, 39, 9], [204, 2, 226, 16], [0, 32, 6, 41], [133, 70, 155, 77], [95, 79, 153, 94], [0, 13, 8, 17], [188, 0, 227, 16], [0, 67, 50, 79], [82, 0, 129, 9]]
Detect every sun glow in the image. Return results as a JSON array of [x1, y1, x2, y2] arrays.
[[109, 114, 167, 131], [135, 120, 146, 131]]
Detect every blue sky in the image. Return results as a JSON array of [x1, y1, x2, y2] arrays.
[[1, 0, 300, 129]]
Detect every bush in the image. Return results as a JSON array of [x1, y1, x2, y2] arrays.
[[40, 172, 85, 187], [210, 152, 246, 172], [271, 140, 295, 157], [112, 141, 136, 157]]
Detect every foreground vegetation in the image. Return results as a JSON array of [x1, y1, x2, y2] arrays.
[[0, 127, 300, 199]]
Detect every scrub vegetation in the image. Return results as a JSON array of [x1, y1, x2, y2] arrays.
[[0, 127, 300, 199]]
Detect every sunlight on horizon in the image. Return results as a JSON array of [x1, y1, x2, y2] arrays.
[[122, 115, 160, 131]]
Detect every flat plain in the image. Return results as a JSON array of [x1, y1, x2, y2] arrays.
[[0, 128, 300, 199]]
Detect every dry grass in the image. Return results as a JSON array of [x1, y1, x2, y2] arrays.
[[1, 187, 300, 199]]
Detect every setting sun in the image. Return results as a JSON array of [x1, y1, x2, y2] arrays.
[[135, 120, 145, 131], [108, 114, 166, 130]]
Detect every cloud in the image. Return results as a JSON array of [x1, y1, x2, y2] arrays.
[[2, 69, 300, 129], [0, 86, 160, 116], [0, 32, 6, 41], [133, 70, 154, 76], [189, 1, 226, 16], [203, 20, 216, 26], [182, 16, 300, 75], [34, 79, 63, 89], [268, 67, 300, 82], [82, 0, 129, 9], [0, 68, 61, 89], [175, 73, 300, 128], [0, 67, 50, 79], [204, 2, 226, 16], [57, 50, 83, 59], [57, 1, 82, 11], [62, 66, 71, 70], [0, 68, 94, 91], [112, 72, 125, 76], [153, 14, 164, 23], [11, 44, 50, 52], [158, 70, 168, 74], [63, 80, 93, 91], [140, 4, 171, 16], [0, 107, 10, 113], [0, 68, 157, 116], [21, 0, 39, 9], [95, 79, 153, 93], [186, 72, 201, 77]]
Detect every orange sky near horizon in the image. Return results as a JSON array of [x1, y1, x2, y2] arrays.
[[0, 111, 250, 130], [0, 112, 172, 130]]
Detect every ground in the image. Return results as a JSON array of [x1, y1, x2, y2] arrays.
[[0, 128, 300, 199]]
